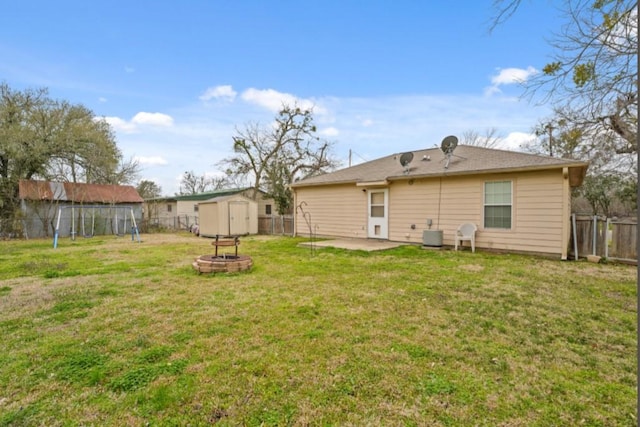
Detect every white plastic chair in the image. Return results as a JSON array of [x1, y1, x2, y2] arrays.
[[455, 223, 477, 253]]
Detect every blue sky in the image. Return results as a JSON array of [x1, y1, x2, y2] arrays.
[[1, 1, 564, 195]]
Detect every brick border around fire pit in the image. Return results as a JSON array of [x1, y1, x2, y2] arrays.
[[192, 254, 253, 274]]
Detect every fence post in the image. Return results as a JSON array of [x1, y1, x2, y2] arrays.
[[605, 218, 610, 259], [592, 215, 597, 256], [572, 213, 578, 260]]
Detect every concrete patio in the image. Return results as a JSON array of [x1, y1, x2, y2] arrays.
[[298, 238, 407, 252]]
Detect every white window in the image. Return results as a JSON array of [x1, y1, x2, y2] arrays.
[[484, 181, 512, 229]]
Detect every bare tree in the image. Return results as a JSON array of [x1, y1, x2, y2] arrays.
[[490, 0, 637, 154], [220, 103, 339, 214], [461, 127, 502, 148], [177, 170, 228, 196]]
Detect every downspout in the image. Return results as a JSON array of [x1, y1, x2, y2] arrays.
[[561, 167, 570, 260], [292, 188, 297, 237]]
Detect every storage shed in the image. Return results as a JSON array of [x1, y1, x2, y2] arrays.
[[198, 194, 258, 237]]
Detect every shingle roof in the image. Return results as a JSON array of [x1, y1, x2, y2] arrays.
[[291, 145, 589, 188], [19, 180, 144, 203]]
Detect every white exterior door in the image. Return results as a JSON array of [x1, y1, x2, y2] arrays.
[[229, 202, 249, 235], [367, 189, 388, 239]]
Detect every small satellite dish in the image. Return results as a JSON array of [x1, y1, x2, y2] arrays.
[[399, 152, 414, 167], [441, 135, 458, 154]]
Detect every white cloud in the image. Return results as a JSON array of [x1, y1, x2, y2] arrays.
[[240, 87, 327, 115], [491, 66, 538, 85], [135, 156, 168, 166], [98, 97, 107, 103], [103, 116, 137, 133], [321, 127, 340, 137], [485, 66, 538, 95], [241, 88, 298, 112], [131, 112, 174, 127], [497, 131, 538, 151], [199, 85, 237, 101], [361, 118, 374, 127], [102, 112, 174, 134]]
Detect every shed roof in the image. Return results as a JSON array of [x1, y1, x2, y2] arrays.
[[171, 188, 262, 202], [198, 194, 256, 205], [19, 180, 144, 203], [291, 145, 589, 188]]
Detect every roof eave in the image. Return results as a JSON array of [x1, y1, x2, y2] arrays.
[[387, 162, 590, 182], [292, 162, 590, 188], [291, 179, 360, 188]]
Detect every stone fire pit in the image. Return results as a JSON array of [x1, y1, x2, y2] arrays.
[[192, 254, 253, 273], [192, 235, 253, 274]]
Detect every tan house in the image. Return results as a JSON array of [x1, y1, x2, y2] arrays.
[[290, 145, 588, 259], [143, 196, 178, 226]]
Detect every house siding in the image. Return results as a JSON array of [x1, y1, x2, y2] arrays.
[[256, 196, 274, 216], [294, 184, 368, 238], [390, 170, 566, 254], [176, 200, 200, 219], [295, 169, 569, 257]]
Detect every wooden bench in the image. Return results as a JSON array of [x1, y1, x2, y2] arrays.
[[212, 234, 240, 257]]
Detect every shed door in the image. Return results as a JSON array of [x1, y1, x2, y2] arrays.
[[367, 189, 388, 239], [229, 201, 249, 235]]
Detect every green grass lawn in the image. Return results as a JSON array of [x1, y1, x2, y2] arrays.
[[0, 233, 636, 426]]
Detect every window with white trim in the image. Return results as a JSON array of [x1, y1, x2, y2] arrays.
[[484, 181, 512, 229]]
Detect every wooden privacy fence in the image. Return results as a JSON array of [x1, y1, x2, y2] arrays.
[[570, 215, 637, 263], [258, 215, 294, 236]]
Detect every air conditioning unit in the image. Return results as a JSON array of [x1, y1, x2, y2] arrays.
[[422, 230, 443, 247]]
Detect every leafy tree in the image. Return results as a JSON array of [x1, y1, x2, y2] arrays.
[[220, 104, 339, 214], [615, 175, 637, 212], [580, 173, 625, 216], [0, 83, 133, 230], [177, 170, 227, 195], [136, 180, 163, 199]]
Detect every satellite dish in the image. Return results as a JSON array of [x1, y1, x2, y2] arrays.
[[441, 135, 458, 154], [399, 152, 414, 167]]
